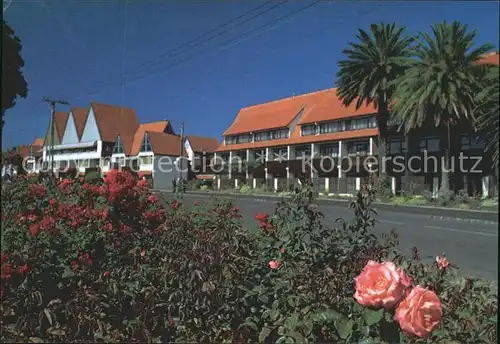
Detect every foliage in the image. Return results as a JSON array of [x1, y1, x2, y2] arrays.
[[239, 184, 252, 194], [391, 20, 494, 195], [1, 172, 497, 343], [475, 64, 499, 168], [84, 170, 102, 184], [2, 21, 28, 132], [336, 22, 414, 179]]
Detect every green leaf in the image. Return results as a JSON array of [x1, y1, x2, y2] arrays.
[[288, 331, 305, 343], [337, 318, 353, 340], [259, 327, 272, 343], [314, 309, 341, 323], [363, 309, 384, 326], [284, 312, 299, 331]]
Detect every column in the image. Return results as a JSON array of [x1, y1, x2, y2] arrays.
[[235, 178, 239, 189], [325, 177, 330, 195], [228, 151, 233, 179], [245, 149, 250, 179], [253, 178, 257, 189], [217, 178, 221, 190], [432, 176, 439, 198], [391, 177, 396, 195], [482, 176, 490, 199], [274, 178, 278, 192], [356, 177, 361, 191], [338, 141, 343, 179]]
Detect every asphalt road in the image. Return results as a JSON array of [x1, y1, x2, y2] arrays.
[[161, 192, 498, 280]]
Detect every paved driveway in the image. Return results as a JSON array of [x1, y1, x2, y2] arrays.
[[161, 192, 498, 280]]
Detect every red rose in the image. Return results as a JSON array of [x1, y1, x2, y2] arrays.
[[16, 264, 31, 276]]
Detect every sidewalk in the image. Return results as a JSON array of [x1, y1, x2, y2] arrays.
[[154, 189, 499, 223]]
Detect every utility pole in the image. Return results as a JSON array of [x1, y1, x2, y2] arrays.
[[42, 97, 69, 175], [178, 121, 185, 182]]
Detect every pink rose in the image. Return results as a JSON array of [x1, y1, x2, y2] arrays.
[[354, 260, 411, 310], [395, 285, 442, 338], [268, 260, 280, 269], [435, 255, 450, 271]]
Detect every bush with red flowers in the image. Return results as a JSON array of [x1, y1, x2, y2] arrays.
[[0, 175, 497, 343]]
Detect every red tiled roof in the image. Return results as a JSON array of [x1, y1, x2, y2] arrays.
[[216, 128, 378, 152], [186, 135, 219, 153], [90, 102, 140, 143], [222, 88, 377, 137], [71, 107, 89, 140], [31, 138, 45, 146], [478, 52, 499, 65], [147, 131, 183, 156], [128, 121, 172, 156], [298, 89, 377, 124], [54, 111, 69, 141]]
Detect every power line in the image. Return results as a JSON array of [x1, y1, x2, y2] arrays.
[[73, 1, 286, 100], [75, 1, 319, 100], [121, 0, 321, 87]]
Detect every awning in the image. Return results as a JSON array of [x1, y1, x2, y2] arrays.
[[50, 141, 97, 150]]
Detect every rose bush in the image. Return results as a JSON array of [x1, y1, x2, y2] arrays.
[[0, 173, 497, 343]]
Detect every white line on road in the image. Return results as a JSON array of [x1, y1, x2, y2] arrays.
[[424, 225, 498, 237], [379, 220, 405, 225]]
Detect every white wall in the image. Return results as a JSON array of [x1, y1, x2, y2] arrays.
[[61, 111, 80, 144], [80, 107, 101, 143]]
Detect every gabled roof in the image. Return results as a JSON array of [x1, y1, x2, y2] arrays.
[[128, 120, 173, 156], [478, 52, 499, 65], [147, 131, 183, 156], [89, 102, 140, 143], [54, 111, 69, 141], [186, 135, 219, 153], [222, 88, 376, 136], [298, 88, 377, 125], [71, 107, 89, 140], [31, 138, 45, 147]]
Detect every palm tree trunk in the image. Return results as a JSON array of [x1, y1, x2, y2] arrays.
[[439, 122, 451, 196]]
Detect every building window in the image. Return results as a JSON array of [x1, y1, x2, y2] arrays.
[[461, 134, 485, 150], [140, 134, 152, 153], [78, 159, 90, 168], [294, 145, 311, 159], [419, 137, 440, 152], [301, 124, 317, 136], [387, 138, 406, 154], [139, 156, 153, 165], [347, 141, 369, 156], [319, 121, 340, 134], [115, 157, 126, 166], [254, 132, 270, 142], [226, 134, 252, 145], [319, 143, 339, 157], [271, 147, 288, 161], [347, 116, 377, 130], [113, 136, 124, 154], [271, 129, 289, 140]]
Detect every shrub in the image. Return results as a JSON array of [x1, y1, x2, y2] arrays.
[[1, 173, 497, 343], [239, 184, 252, 194], [375, 175, 393, 201], [84, 170, 102, 184]]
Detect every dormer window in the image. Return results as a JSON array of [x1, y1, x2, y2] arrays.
[[113, 136, 124, 154], [301, 124, 317, 136]]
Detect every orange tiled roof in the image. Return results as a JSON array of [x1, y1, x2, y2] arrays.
[[222, 88, 377, 136], [148, 131, 183, 156], [478, 52, 499, 65], [90, 102, 140, 143], [128, 121, 172, 156], [71, 107, 89, 140], [186, 135, 219, 153], [216, 128, 378, 152], [298, 89, 377, 124], [54, 111, 69, 141], [31, 137, 45, 146]]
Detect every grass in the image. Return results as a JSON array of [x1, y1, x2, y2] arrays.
[[185, 188, 498, 212]]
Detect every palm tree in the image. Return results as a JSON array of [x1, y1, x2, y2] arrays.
[[391, 21, 493, 196], [475, 65, 499, 169], [336, 23, 414, 183]]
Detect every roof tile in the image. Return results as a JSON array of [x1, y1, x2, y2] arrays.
[[90, 102, 140, 143], [71, 107, 89, 140], [186, 135, 219, 153]]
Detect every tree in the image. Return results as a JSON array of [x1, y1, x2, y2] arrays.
[[392, 21, 493, 196], [2, 21, 28, 136], [336, 23, 414, 182], [475, 65, 499, 169]]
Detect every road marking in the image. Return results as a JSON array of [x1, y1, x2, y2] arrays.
[[424, 225, 498, 237], [379, 220, 405, 225]]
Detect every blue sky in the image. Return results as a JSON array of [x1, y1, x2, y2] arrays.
[[3, 0, 498, 149]]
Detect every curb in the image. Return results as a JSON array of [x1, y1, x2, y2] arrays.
[[154, 189, 499, 223]]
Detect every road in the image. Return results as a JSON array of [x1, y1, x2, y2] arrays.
[[161, 192, 498, 280]]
